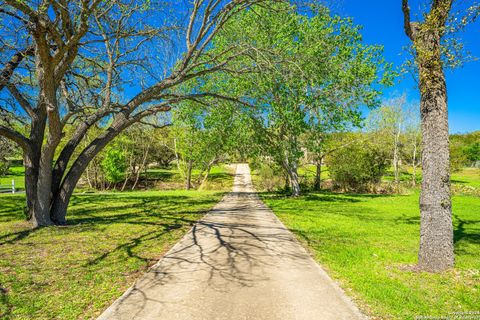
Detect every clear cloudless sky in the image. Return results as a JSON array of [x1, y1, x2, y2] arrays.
[[336, 0, 480, 133]]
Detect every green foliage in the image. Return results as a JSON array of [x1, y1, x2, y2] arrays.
[[326, 142, 389, 191], [464, 142, 480, 163], [101, 149, 127, 184], [450, 143, 468, 172], [251, 162, 285, 192], [151, 144, 175, 168], [171, 97, 245, 188], [0, 161, 9, 178], [199, 3, 393, 194], [450, 131, 480, 169], [0, 138, 15, 177]]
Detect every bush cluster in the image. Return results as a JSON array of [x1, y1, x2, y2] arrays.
[[326, 142, 389, 192]]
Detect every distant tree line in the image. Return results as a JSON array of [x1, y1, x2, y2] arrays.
[[450, 131, 480, 171]]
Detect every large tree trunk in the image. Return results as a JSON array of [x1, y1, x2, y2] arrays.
[[24, 159, 36, 219], [281, 158, 300, 196], [416, 29, 454, 272], [402, 0, 454, 273], [24, 151, 42, 224], [26, 101, 52, 227], [50, 117, 130, 224], [35, 142, 59, 226], [283, 161, 300, 197], [290, 164, 300, 197]]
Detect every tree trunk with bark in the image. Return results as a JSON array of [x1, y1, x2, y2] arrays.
[[290, 165, 300, 197], [283, 160, 300, 197], [50, 118, 130, 224], [417, 48, 453, 271], [198, 158, 216, 189], [402, 0, 454, 272], [314, 158, 322, 191]]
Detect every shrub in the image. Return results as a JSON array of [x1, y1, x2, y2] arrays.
[[101, 149, 127, 184], [0, 137, 14, 177], [0, 159, 9, 177], [450, 142, 468, 172], [150, 144, 176, 168], [465, 142, 480, 165], [326, 142, 389, 192], [254, 163, 284, 192]]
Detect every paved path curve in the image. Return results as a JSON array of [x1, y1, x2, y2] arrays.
[[98, 164, 365, 320]]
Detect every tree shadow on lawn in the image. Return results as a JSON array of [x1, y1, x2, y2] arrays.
[[394, 214, 419, 226], [0, 228, 40, 246], [258, 191, 398, 203], [0, 285, 13, 320], [0, 193, 223, 246], [4, 168, 24, 177], [0, 195, 27, 221], [83, 220, 189, 268], [206, 172, 233, 182], [453, 214, 480, 255], [69, 193, 191, 205], [66, 193, 219, 230], [143, 170, 177, 181], [394, 213, 480, 252], [450, 179, 469, 185], [258, 191, 406, 225]]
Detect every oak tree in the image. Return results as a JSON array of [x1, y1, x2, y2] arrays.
[[0, 0, 265, 226]]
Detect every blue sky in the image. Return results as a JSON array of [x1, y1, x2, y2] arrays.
[[337, 0, 480, 133]]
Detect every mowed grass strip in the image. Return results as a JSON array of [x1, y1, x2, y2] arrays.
[[260, 191, 480, 319], [0, 190, 226, 319], [0, 166, 25, 191]]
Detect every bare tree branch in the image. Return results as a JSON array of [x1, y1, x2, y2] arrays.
[[402, 0, 416, 40], [0, 46, 35, 91], [0, 124, 30, 150]]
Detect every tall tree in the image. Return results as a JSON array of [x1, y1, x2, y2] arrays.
[[402, 0, 454, 271], [205, 4, 392, 195], [404, 104, 421, 187], [172, 99, 243, 190], [368, 95, 407, 188], [0, 0, 262, 226]]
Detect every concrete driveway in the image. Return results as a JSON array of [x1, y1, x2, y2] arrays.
[[98, 164, 366, 320]]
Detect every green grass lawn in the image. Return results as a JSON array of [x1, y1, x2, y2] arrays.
[[259, 191, 480, 319], [0, 164, 234, 193], [0, 166, 25, 191], [297, 164, 330, 184], [382, 166, 480, 188], [451, 167, 480, 188], [145, 165, 234, 190], [0, 190, 226, 319]]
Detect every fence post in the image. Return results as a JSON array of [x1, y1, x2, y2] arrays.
[[12, 179, 15, 194]]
